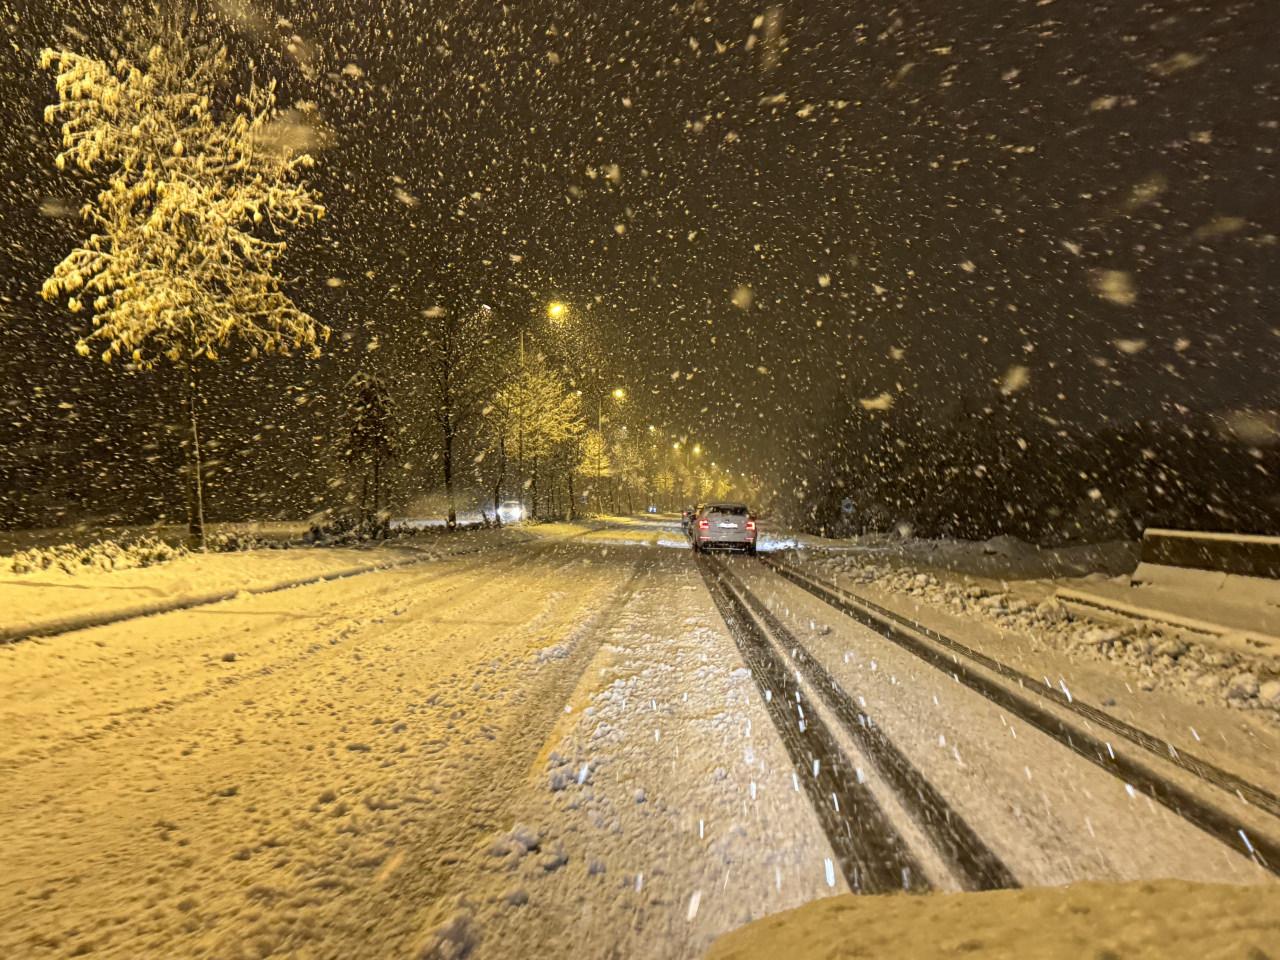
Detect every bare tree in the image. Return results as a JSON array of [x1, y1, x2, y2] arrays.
[[418, 305, 503, 528], [345, 371, 396, 532]]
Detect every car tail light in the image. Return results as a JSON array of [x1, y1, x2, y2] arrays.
[[746, 519, 756, 531], [698, 519, 709, 529]]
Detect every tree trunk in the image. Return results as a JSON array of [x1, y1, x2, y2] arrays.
[[567, 469, 576, 521], [372, 455, 382, 534], [185, 355, 206, 551], [443, 422, 456, 530], [530, 458, 539, 518], [492, 433, 505, 526]]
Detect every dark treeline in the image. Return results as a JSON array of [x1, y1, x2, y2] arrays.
[[800, 405, 1280, 544]]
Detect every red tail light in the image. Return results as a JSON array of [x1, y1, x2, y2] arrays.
[[746, 519, 756, 531], [698, 519, 709, 529]]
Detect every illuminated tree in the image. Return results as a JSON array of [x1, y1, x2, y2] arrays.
[[487, 357, 583, 518], [40, 9, 325, 547], [578, 429, 612, 513]]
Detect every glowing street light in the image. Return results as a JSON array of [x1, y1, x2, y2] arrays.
[[546, 300, 568, 321], [612, 387, 626, 400]]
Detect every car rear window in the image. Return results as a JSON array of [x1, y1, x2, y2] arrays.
[[707, 505, 748, 516]]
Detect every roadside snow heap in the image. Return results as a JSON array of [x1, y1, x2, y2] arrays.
[[818, 555, 1280, 717], [5, 536, 186, 575]]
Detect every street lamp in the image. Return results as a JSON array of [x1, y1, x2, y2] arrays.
[[547, 300, 568, 321]]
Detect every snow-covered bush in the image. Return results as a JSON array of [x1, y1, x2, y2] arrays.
[[6, 537, 186, 576]]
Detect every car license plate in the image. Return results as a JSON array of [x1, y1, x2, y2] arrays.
[[719, 521, 737, 528]]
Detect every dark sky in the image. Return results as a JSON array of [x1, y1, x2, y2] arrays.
[[1, 0, 1277, 525]]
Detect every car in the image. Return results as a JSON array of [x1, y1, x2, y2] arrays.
[[691, 502, 757, 555], [497, 500, 525, 523], [646, 504, 659, 514]]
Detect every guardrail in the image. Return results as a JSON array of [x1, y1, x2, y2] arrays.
[[1138, 528, 1280, 581]]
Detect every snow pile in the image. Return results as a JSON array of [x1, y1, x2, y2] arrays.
[[814, 555, 1280, 716], [705, 879, 1280, 960], [4, 535, 186, 575]]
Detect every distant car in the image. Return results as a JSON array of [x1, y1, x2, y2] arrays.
[[498, 500, 525, 523], [691, 503, 757, 555], [646, 504, 659, 514]]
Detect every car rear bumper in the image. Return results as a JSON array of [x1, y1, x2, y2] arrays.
[[696, 536, 756, 549]]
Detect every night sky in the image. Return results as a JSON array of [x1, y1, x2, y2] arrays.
[[1, 0, 1277, 527]]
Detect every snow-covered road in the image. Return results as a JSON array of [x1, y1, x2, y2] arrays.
[[1, 517, 1276, 959]]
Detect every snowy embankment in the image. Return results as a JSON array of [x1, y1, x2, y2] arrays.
[[0, 525, 520, 643], [776, 531, 1141, 580], [791, 536, 1280, 718], [705, 879, 1280, 960]]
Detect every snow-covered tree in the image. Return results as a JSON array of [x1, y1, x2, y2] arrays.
[[578, 429, 612, 513], [488, 358, 583, 518], [40, 8, 326, 547], [345, 371, 396, 530], [655, 469, 675, 510]]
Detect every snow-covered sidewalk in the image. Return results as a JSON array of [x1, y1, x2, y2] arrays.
[[0, 526, 520, 643]]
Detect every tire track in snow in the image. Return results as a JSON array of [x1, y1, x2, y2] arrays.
[[696, 555, 929, 894], [711, 558, 1018, 892], [759, 555, 1280, 876]]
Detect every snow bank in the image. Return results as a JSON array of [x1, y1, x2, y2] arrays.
[[805, 553, 1280, 716], [705, 879, 1280, 960], [794, 532, 1140, 581]]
